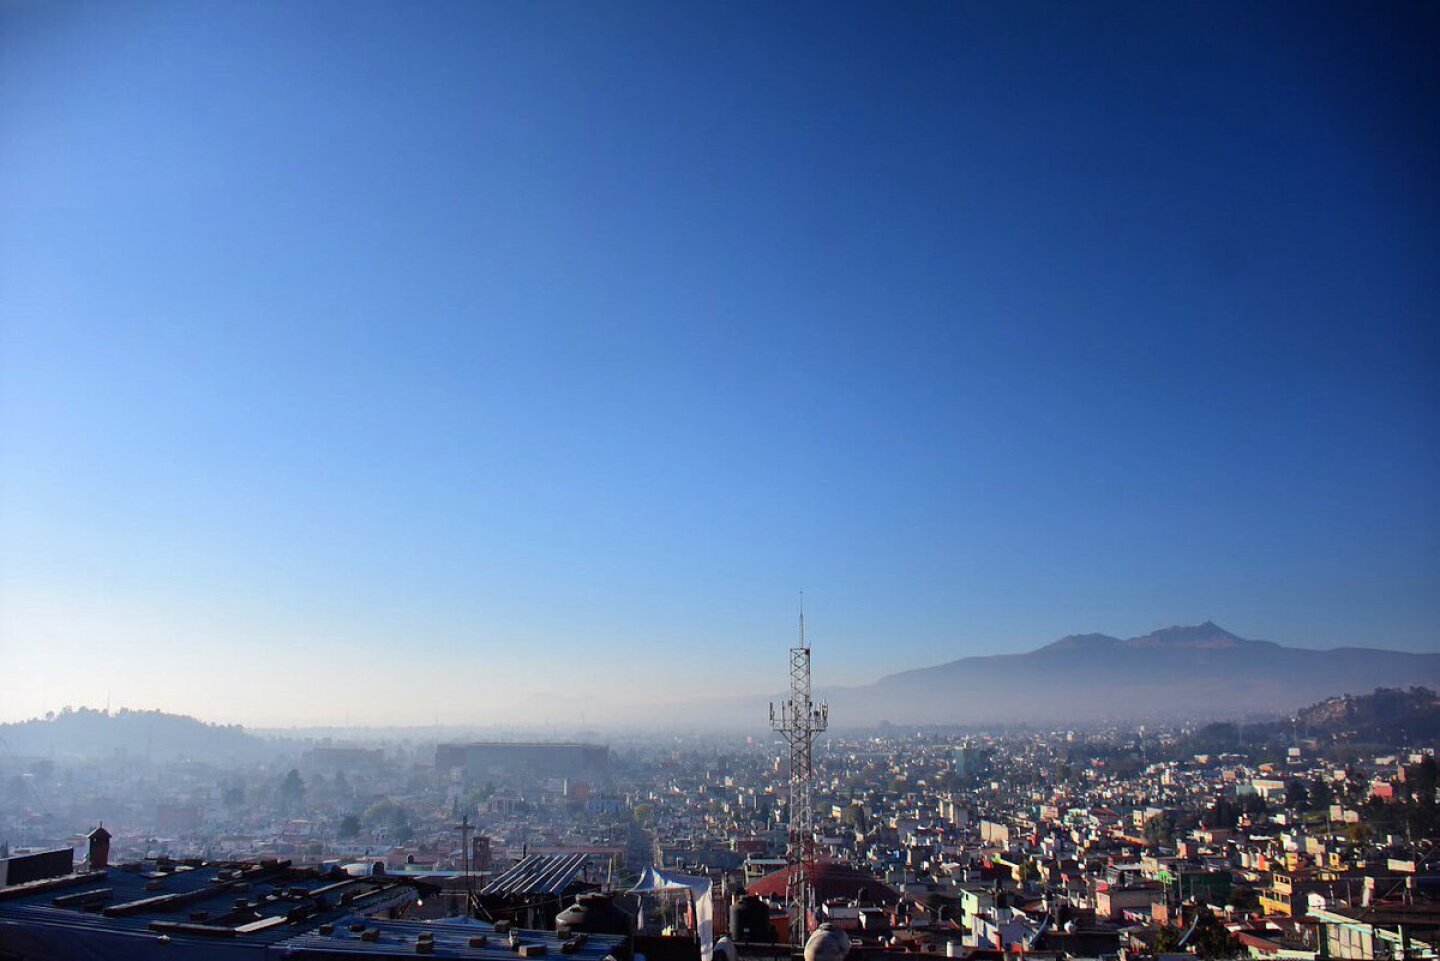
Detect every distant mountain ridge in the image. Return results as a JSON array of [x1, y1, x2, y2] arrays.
[[0, 707, 278, 763], [1040, 621, 1271, 652], [827, 622, 1440, 725]]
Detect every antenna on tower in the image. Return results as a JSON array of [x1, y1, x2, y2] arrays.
[[770, 591, 828, 945]]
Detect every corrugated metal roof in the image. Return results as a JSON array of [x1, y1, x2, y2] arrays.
[[281, 917, 625, 959], [0, 859, 623, 960], [480, 855, 589, 897], [0, 859, 426, 957]]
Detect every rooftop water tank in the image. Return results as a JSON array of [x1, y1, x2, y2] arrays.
[[804, 923, 851, 961], [729, 895, 772, 943], [555, 893, 632, 936]]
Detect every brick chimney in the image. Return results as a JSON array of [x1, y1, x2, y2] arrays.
[[87, 825, 111, 869]]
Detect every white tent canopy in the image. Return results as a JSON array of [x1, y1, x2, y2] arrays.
[[628, 867, 713, 961]]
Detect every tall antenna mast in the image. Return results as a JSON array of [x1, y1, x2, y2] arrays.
[[769, 592, 829, 945]]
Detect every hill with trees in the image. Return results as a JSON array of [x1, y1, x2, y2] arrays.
[[0, 707, 279, 763], [1179, 686, 1439, 762]]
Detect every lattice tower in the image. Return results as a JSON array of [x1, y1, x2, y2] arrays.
[[769, 598, 828, 944]]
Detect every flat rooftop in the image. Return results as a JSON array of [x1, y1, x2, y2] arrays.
[[0, 857, 625, 960]]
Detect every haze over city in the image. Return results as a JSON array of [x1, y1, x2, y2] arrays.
[[5, 7, 1440, 961], [3, 1, 1437, 728]]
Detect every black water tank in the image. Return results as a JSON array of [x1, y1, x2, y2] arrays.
[[730, 895, 772, 943], [555, 893, 632, 936]]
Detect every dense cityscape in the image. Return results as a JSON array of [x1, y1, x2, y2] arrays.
[[4, 0, 1437, 959], [2, 682, 1436, 959]]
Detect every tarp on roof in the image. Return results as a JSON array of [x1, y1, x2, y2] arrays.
[[629, 867, 712, 961]]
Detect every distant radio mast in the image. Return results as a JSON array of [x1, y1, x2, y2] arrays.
[[769, 593, 828, 944]]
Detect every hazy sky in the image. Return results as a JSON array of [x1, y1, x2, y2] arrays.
[[2, 1, 1437, 726]]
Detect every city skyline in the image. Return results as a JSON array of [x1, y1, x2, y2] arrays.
[[3, 1, 1438, 726]]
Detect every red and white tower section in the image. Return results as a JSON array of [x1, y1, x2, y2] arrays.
[[769, 597, 828, 944]]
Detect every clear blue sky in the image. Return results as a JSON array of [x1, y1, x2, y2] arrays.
[[2, 1, 1436, 725]]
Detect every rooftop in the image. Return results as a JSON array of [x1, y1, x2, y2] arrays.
[[0, 857, 624, 961]]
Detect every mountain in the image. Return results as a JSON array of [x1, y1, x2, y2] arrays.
[[0, 707, 279, 763], [1039, 621, 1265, 652], [828, 622, 1440, 725]]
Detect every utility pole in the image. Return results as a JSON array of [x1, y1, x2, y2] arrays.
[[456, 814, 474, 917], [770, 594, 828, 945]]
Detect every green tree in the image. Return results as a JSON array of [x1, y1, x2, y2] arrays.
[[1155, 924, 1182, 953], [1229, 886, 1260, 913], [363, 799, 413, 841], [1408, 756, 1438, 800], [1144, 813, 1175, 848], [1155, 912, 1243, 959], [840, 803, 869, 831], [279, 769, 305, 813], [1188, 909, 1244, 958], [1203, 798, 1238, 830], [1400, 756, 1439, 837], [338, 814, 361, 839]]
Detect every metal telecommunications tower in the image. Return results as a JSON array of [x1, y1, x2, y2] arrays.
[[769, 595, 828, 944]]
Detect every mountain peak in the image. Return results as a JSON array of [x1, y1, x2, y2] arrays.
[[1124, 621, 1247, 649], [1036, 623, 1248, 652], [1039, 632, 1122, 652]]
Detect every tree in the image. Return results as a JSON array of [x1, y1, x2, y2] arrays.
[[1345, 821, 1371, 845], [1229, 886, 1260, 913], [1144, 813, 1175, 848], [1155, 924, 1183, 953], [1156, 912, 1243, 959], [279, 769, 305, 813], [338, 814, 360, 839], [363, 798, 413, 841], [1188, 909, 1244, 959], [1408, 755, 1438, 801], [840, 802, 868, 831], [1399, 756, 1439, 837], [1203, 798, 1238, 830]]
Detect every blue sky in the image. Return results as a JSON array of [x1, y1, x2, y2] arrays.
[[2, 1, 1436, 725]]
